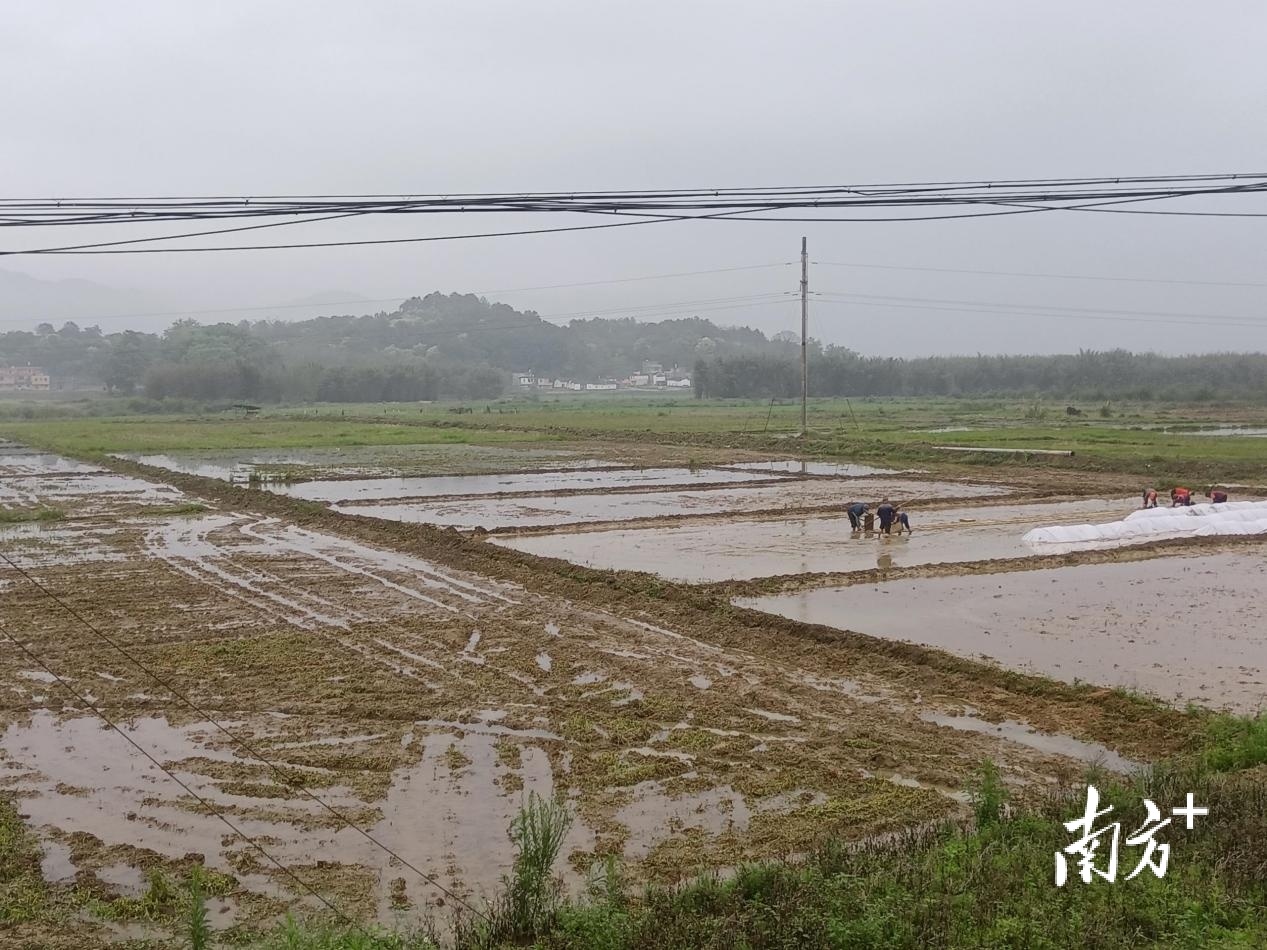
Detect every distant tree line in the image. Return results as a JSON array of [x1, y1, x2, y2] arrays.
[[694, 348, 1267, 402], [6, 297, 1266, 404], [0, 293, 790, 402]]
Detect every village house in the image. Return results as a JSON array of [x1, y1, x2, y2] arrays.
[[0, 366, 51, 391]]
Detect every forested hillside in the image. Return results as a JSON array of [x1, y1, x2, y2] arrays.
[[694, 348, 1267, 402], [3, 291, 1266, 403], [0, 293, 790, 400]]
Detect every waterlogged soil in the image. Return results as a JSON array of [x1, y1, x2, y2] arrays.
[[0, 446, 1163, 938], [339, 478, 1009, 531], [494, 498, 1139, 582], [0, 448, 105, 476], [117, 442, 796, 482], [738, 550, 1267, 711], [270, 466, 781, 503], [720, 459, 916, 477], [119, 447, 625, 482], [2, 448, 186, 517]]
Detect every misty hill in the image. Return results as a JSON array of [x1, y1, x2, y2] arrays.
[[0, 268, 164, 328], [250, 292, 784, 378], [5, 290, 1264, 404], [0, 291, 792, 399], [250, 290, 380, 323]]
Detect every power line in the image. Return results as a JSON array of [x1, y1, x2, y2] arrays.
[[815, 290, 1267, 325], [4, 173, 1267, 255], [0, 621, 363, 931], [0, 215, 675, 257], [812, 293, 1267, 330], [0, 549, 491, 923], [3, 210, 377, 254], [542, 292, 794, 320], [6, 173, 1266, 215], [814, 260, 1267, 290]]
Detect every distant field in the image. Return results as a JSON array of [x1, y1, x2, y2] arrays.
[[4, 396, 1265, 482], [0, 417, 555, 455], [280, 396, 1267, 477]]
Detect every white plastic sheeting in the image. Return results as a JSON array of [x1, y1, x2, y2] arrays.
[[1023, 500, 1267, 547]]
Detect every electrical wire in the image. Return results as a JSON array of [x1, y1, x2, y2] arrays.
[[0, 215, 674, 257], [2, 210, 378, 253], [813, 260, 1267, 290], [814, 290, 1267, 325], [0, 548, 491, 923], [4, 173, 1267, 255], [811, 293, 1267, 330]]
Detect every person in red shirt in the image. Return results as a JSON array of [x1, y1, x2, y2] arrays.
[[1208, 488, 1229, 504], [1171, 486, 1192, 507]]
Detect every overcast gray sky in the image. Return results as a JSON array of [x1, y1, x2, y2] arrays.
[[4, 1, 1267, 355]]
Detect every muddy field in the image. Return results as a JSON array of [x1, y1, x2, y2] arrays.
[[0, 437, 1251, 941], [492, 497, 1142, 581], [739, 551, 1267, 712]]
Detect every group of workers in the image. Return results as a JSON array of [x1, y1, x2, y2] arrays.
[[845, 498, 911, 536], [1141, 486, 1228, 508]]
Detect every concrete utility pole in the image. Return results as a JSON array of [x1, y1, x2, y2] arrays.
[[800, 236, 808, 436]]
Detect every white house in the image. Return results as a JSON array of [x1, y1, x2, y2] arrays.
[[667, 377, 692, 389], [513, 371, 535, 387], [585, 382, 618, 391]]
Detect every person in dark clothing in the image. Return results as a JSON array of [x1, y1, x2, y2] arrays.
[[1208, 488, 1229, 504], [876, 498, 895, 535], [1142, 488, 1158, 509], [846, 502, 868, 530], [894, 507, 912, 535]]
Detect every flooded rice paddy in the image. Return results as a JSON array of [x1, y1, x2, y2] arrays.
[[739, 551, 1267, 711], [119, 446, 626, 480], [720, 459, 914, 477], [493, 498, 1138, 581], [2, 442, 1155, 935], [334, 478, 1006, 530], [270, 466, 781, 503]]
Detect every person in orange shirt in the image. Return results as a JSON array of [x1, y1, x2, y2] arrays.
[[1170, 486, 1192, 507]]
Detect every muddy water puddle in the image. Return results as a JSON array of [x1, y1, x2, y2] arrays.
[[0, 711, 591, 916], [340, 478, 1007, 530], [0, 450, 106, 477], [1, 471, 185, 509], [920, 711, 1139, 772], [494, 498, 1133, 582], [739, 550, 1267, 711]]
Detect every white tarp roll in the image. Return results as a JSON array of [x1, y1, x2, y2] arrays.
[[1022, 500, 1267, 547]]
